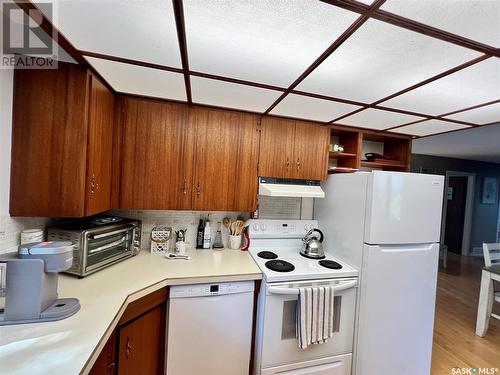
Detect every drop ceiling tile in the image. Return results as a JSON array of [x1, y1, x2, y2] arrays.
[[338, 108, 425, 130], [382, 58, 500, 115], [391, 119, 471, 137], [86, 58, 186, 101], [34, 0, 181, 67], [190, 77, 282, 113], [270, 94, 361, 122], [381, 0, 500, 48], [184, 0, 359, 87], [445, 102, 500, 125], [296, 18, 480, 102]]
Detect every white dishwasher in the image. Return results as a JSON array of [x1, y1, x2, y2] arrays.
[[166, 281, 254, 375]]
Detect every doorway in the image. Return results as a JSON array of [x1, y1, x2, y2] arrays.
[[441, 171, 475, 255], [444, 177, 468, 254]]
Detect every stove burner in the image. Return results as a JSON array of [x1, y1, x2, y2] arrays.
[[318, 260, 343, 269], [257, 251, 278, 260], [265, 260, 295, 273]]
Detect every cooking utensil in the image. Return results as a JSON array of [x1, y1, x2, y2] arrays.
[[213, 222, 224, 249], [237, 221, 245, 235], [165, 253, 192, 260], [223, 217, 231, 229], [300, 228, 325, 259]]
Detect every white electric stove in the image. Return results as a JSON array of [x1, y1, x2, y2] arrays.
[[248, 219, 357, 282], [248, 219, 358, 375]]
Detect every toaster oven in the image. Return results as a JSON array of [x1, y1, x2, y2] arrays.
[[48, 219, 141, 277]]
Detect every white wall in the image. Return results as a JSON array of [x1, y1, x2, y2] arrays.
[[0, 69, 13, 215]]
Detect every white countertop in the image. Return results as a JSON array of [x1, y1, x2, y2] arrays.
[[0, 249, 262, 375]]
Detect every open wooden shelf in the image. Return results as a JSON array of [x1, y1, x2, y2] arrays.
[[329, 152, 357, 159], [327, 124, 413, 174]]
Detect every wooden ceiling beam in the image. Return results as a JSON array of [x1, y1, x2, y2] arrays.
[[172, 0, 192, 104], [262, 0, 387, 115], [328, 54, 492, 124], [321, 0, 500, 57]]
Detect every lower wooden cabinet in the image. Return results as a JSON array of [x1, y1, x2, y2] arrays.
[[118, 305, 164, 375], [89, 332, 116, 375], [89, 289, 167, 375]]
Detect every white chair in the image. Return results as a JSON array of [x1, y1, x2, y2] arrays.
[[482, 243, 500, 314]]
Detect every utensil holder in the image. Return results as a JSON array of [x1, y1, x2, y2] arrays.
[[229, 235, 242, 250]]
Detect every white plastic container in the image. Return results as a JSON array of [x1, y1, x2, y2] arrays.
[[20, 229, 44, 244]]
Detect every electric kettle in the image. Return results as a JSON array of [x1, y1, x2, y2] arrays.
[[300, 228, 325, 259]]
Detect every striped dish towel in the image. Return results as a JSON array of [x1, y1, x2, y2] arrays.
[[296, 286, 335, 349]]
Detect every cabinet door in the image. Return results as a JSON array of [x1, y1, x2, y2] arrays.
[[292, 121, 329, 181], [89, 332, 116, 375], [118, 305, 164, 375], [258, 117, 295, 178], [192, 107, 259, 211], [120, 98, 194, 209], [86, 74, 115, 215], [10, 63, 89, 216]]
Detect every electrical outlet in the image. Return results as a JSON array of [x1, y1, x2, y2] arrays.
[[0, 229, 5, 241]]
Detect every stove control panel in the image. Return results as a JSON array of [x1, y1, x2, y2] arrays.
[[247, 219, 318, 238]]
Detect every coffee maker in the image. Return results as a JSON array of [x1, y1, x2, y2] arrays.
[[0, 241, 80, 326]]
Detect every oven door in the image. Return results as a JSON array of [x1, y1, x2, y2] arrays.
[[84, 226, 135, 273], [260, 278, 357, 369]]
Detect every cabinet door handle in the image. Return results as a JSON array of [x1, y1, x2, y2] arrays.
[[296, 158, 300, 171], [285, 158, 290, 172], [196, 183, 201, 196], [125, 337, 132, 359], [182, 179, 187, 195], [107, 362, 115, 375], [90, 174, 96, 195]]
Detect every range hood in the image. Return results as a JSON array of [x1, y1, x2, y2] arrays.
[[258, 177, 325, 198]]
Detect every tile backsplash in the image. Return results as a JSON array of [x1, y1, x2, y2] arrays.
[[0, 215, 51, 254], [0, 196, 309, 254], [109, 210, 250, 251]]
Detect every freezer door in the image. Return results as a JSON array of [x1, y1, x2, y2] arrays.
[[365, 171, 444, 244], [355, 243, 439, 375]]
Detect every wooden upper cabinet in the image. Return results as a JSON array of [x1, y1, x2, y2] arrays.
[[120, 98, 195, 210], [258, 117, 295, 178], [258, 118, 329, 181], [192, 107, 259, 211], [292, 121, 329, 180], [10, 62, 114, 217], [86, 74, 115, 216]]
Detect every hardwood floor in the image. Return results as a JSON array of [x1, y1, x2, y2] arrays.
[[431, 253, 500, 374]]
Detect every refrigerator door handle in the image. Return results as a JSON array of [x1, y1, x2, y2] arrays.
[[378, 243, 436, 252]]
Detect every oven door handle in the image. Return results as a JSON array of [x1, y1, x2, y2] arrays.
[[90, 227, 132, 240], [267, 280, 358, 295]]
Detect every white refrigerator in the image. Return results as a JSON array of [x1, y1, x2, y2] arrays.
[[314, 171, 444, 375]]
